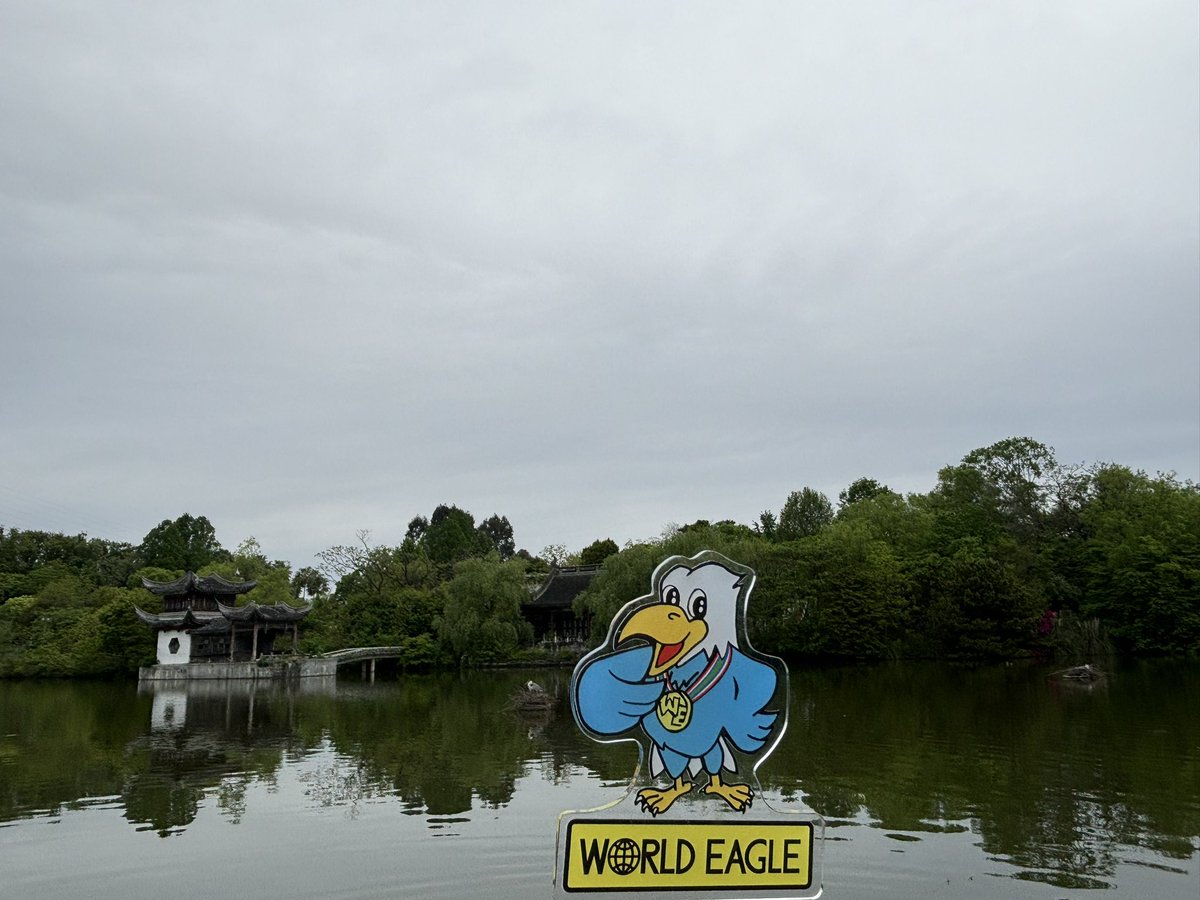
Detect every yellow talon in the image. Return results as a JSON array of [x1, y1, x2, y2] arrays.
[[636, 777, 693, 816], [702, 773, 754, 811]]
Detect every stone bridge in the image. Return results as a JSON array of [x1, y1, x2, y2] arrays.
[[320, 646, 407, 680]]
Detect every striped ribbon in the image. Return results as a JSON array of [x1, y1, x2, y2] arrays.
[[664, 647, 731, 702]]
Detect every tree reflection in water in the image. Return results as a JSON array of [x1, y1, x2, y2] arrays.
[[764, 660, 1200, 889], [0, 660, 1196, 892], [122, 679, 329, 835]]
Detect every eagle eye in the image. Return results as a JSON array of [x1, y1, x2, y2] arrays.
[[688, 589, 707, 620], [663, 585, 680, 605]]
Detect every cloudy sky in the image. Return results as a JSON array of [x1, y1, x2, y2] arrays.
[[2, 1, 1197, 570]]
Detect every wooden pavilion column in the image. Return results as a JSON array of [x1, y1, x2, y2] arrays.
[[251, 622, 259, 660], [230, 624, 236, 661]]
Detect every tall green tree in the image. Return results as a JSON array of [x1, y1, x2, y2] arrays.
[[1077, 467, 1200, 654], [291, 566, 329, 601], [960, 437, 1057, 542], [92, 593, 157, 672], [578, 538, 619, 566], [838, 478, 890, 510], [755, 510, 777, 540], [476, 514, 516, 561], [435, 555, 532, 664], [924, 463, 1007, 547], [777, 488, 834, 541], [138, 514, 227, 572], [833, 490, 935, 559], [424, 504, 482, 567], [309, 531, 438, 652], [318, 531, 434, 595], [792, 523, 909, 658]]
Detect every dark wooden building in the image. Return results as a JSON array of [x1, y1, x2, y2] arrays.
[[136, 572, 310, 665], [522, 564, 598, 647]]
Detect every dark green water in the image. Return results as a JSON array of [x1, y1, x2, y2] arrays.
[[0, 661, 1196, 898]]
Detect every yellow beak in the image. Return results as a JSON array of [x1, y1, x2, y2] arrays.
[[618, 603, 708, 677]]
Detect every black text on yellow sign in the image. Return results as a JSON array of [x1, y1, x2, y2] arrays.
[[563, 819, 814, 892]]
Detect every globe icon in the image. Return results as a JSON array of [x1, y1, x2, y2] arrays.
[[607, 837, 640, 876]]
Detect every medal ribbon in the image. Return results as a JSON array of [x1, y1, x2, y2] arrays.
[[653, 648, 732, 733], [661, 646, 731, 699], [681, 647, 731, 702]]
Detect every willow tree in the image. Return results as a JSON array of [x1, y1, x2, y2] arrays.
[[435, 555, 532, 664]]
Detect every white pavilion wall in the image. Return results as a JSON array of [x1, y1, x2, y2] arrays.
[[155, 629, 192, 665]]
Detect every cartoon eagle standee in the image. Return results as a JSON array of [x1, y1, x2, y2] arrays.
[[570, 551, 785, 817]]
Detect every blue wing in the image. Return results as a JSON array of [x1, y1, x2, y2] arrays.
[[572, 646, 661, 737], [715, 649, 779, 754]]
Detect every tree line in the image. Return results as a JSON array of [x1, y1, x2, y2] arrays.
[[580, 438, 1199, 660], [0, 437, 1196, 676]]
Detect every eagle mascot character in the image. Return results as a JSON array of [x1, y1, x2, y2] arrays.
[[571, 554, 781, 816]]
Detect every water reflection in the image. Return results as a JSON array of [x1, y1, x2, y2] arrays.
[[764, 660, 1200, 890], [0, 661, 1197, 895], [124, 679, 336, 835]]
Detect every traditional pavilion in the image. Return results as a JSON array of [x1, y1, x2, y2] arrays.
[[135, 572, 311, 665], [522, 564, 597, 646]]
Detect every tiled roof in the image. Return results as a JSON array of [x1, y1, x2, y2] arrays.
[[217, 600, 312, 623], [525, 565, 601, 610], [140, 572, 258, 596], [133, 607, 224, 629], [134, 601, 311, 629]]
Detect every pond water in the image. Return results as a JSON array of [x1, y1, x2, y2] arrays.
[[1, 660, 1197, 898]]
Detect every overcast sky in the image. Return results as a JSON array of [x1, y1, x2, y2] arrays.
[[2, 1, 1197, 571]]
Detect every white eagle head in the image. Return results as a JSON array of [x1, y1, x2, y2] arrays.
[[617, 554, 750, 677]]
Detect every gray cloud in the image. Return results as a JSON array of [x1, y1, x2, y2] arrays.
[[2, 1, 1196, 566]]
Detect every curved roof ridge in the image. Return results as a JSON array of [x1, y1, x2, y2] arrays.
[[527, 564, 601, 608], [216, 599, 312, 622], [133, 606, 224, 628], [140, 572, 258, 595]]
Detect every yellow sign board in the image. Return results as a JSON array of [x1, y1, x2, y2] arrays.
[[562, 819, 814, 893]]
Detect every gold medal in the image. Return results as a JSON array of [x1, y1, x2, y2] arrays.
[[655, 689, 692, 732]]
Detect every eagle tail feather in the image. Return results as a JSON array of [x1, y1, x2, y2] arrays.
[[718, 735, 736, 772], [649, 744, 665, 777]]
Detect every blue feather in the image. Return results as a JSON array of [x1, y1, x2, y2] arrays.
[[642, 647, 778, 777], [574, 646, 662, 737], [572, 644, 779, 780]]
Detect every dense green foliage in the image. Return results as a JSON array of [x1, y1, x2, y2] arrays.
[[579, 538, 619, 566], [1, 437, 1197, 676], [435, 556, 533, 664], [578, 439, 1199, 660], [0, 527, 151, 676], [301, 505, 538, 665], [138, 514, 228, 572]]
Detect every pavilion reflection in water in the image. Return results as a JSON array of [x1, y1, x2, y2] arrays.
[[126, 678, 336, 835]]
